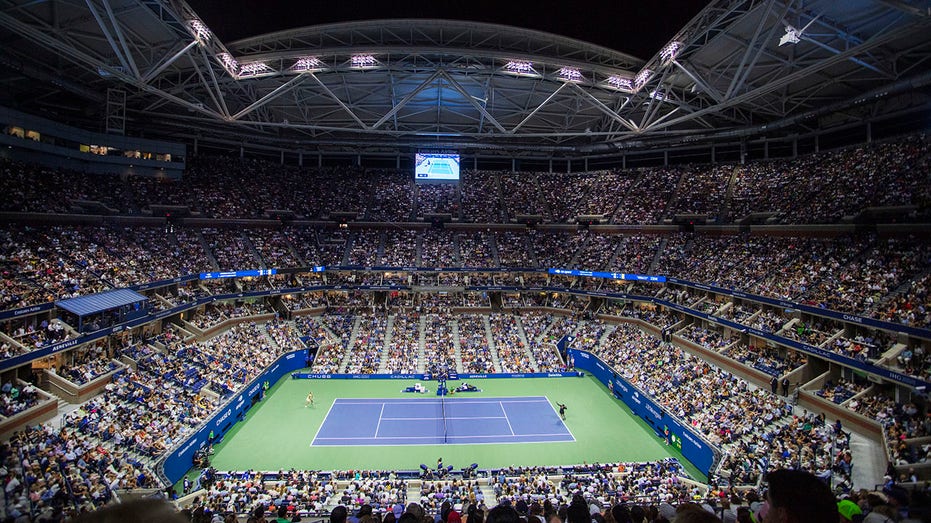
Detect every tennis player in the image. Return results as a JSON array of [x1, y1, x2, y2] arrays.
[[304, 391, 315, 407], [557, 402, 567, 420]]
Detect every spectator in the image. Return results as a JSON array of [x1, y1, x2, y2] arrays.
[[761, 469, 837, 523]]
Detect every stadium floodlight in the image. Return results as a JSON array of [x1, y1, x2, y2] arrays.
[[351, 54, 377, 68], [557, 67, 583, 83], [634, 69, 653, 89], [504, 60, 537, 76], [779, 16, 819, 46], [189, 19, 211, 43], [779, 26, 801, 46], [291, 57, 323, 73], [606, 75, 635, 92], [218, 53, 239, 75], [660, 41, 682, 64], [238, 62, 271, 77]]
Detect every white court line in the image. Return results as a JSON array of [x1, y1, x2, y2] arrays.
[[544, 396, 577, 441], [311, 438, 574, 448], [314, 433, 573, 441], [309, 400, 339, 445], [333, 397, 549, 404], [499, 401, 516, 436], [380, 416, 507, 421], [374, 403, 385, 438]]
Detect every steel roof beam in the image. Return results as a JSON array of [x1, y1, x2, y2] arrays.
[[0, 5, 228, 121], [725, 0, 788, 99], [83, 0, 135, 77], [370, 70, 441, 129], [510, 82, 570, 133], [307, 71, 368, 129], [231, 73, 309, 121], [568, 82, 639, 133], [648, 17, 930, 133], [142, 38, 197, 84], [191, 45, 230, 118], [438, 69, 506, 133], [100, 0, 139, 78], [876, 0, 930, 18]]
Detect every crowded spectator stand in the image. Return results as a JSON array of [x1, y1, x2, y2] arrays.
[[0, 140, 928, 518]]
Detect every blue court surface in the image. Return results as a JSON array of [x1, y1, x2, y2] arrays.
[[311, 396, 574, 446], [427, 161, 454, 175]]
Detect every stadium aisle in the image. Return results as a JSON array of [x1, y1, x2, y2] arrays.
[[850, 431, 886, 489], [48, 400, 82, 429]]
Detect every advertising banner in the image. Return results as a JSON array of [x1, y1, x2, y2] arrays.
[[568, 349, 718, 475]]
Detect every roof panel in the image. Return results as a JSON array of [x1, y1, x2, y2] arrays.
[[57, 289, 148, 317]]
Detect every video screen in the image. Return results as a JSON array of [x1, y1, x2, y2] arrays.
[[415, 152, 460, 182]]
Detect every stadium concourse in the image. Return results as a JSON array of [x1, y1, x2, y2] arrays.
[[0, 133, 925, 521]]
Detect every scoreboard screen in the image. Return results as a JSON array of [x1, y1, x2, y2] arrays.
[[415, 152, 460, 182]]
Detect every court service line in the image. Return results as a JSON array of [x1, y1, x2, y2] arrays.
[[374, 403, 385, 438], [499, 401, 515, 436]]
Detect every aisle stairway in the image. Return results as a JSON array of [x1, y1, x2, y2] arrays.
[[451, 318, 464, 374], [720, 165, 742, 222], [196, 230, 220, 271], [596, 324, 617, 352], [376, 315, 396, 372], [648, 238, 668, 274], [415, 233, 424, 267], [417, 315, 428, 373], [240, 232, 264, 267], [568, 234, 591, 269], [337, 317, 363, 373], [849, 431, 886, 490], [514, 317, 539, 372], [524, 234, 540, 268], [537, 315, 564, 344], [482, 316, 503, 372], [487, 234, 501, 266]]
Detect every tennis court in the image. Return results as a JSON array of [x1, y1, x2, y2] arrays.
[[312, 396, 573, 446], [426, 160, 455, 175], [200, 377, 704, 482]]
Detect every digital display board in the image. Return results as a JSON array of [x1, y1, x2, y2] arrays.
[[548, 268, 666, 283], [198, 266, 326, 280], [415, 152, 460, 182], [200, 269, 278, 280]]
